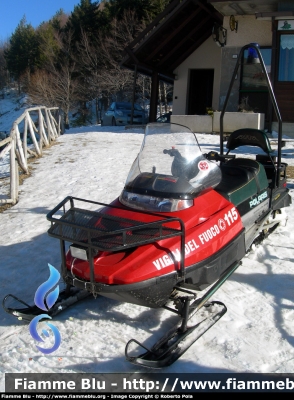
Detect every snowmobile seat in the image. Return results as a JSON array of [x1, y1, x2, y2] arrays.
[[226, 128, 274, 155], [225, 127, 277, 187], [215, 158, 268, 207]]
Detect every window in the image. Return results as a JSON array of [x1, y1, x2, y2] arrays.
[[278, 34, 294, 81], [239, 47, 271, 117], [240, 47, 272, 91]]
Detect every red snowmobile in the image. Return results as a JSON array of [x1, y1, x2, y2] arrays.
[[3, 44, 292, 368]]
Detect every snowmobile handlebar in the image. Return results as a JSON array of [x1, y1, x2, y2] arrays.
[[205, 151, 235, 162], [163, 149, 235, 163]]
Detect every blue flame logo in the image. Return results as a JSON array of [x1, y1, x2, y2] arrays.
[[34, 264, 60, 310], [29, 264, 61, 354]]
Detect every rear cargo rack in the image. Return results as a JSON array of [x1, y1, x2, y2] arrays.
[[47, 196, 186, 282]]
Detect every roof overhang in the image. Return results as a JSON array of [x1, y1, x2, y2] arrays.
[[208, 1, 293, 18], [121, 0, 223, 83], [207, 0, 279, 15], [121, 0, 294, 82]]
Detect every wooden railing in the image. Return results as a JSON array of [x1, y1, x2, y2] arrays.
[[0, 106, 63, 205]]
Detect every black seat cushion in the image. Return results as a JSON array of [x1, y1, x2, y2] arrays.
[[226, 128, 273, 154], [215, 158, 268, 206]]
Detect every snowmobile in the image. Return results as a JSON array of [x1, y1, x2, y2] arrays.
[[3, 44, 292, 368]]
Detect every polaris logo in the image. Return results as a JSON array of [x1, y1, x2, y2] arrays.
[[249, 191, 268, 208]]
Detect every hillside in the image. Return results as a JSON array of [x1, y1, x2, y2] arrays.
[[0, 90, 31, 133]]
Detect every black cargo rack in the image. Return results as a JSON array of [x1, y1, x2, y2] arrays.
[[47, 196, 186, 281]]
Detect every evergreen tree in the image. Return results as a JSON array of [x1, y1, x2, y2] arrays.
[[4, 17, 40, 92], [4, 0, 173, 120], [49, 8, 69, 31], [0, 41, 9, 90], [36, 10, 69, 69], [66, 0, 109, 44], [104, 0, 171, 23]]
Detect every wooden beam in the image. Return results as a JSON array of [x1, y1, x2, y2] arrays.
[[194, 0, 224, 20], [125, 0, 181, 50], [158, 15, 211, 67], [145, 7, 203, 63], [149, 72, 160, 122], [124, 46, 140, 65], [122, 0, 198, 59], [256, 11, 294, 18]]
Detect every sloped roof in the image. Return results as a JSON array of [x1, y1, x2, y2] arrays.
[[121, 0, 289, 82], [121, 0, 223, 83], [208, 0, 286, 17]]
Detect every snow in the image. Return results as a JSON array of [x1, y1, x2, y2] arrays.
[[1, 94, 294, 391], [0, 92, 30, 133]]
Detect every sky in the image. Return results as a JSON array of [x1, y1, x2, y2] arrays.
[[1, 93, 294, 392], [0, 0, 80, 41]]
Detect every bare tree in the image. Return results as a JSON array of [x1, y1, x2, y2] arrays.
[[136, 74, 152, 111], [28, 29, 80, 127], [74, 29, 108, 123], [159, 81, 173, 115], [26, 8, 158, 126], [98, 10, 147, 105]]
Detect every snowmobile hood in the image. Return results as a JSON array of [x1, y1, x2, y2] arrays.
[[120, 123, 222, 212]]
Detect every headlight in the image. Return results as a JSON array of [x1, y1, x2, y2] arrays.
[[70, 244, 88, 261], [70, 244, 99, 260], [120, 190, 193, 212]]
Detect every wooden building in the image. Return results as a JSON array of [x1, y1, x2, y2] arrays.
[[121, 0, 294, 136]]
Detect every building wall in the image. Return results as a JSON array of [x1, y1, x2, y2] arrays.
[[173, 15, 272, 115], [223, 15, 271, 48], [219, 15, 272, 112], [172, 38, 222, 114]]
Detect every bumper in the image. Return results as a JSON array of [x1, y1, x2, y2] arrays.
[[63, 269, 178, 308]]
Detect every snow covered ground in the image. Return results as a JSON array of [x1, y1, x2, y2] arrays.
[[1, 112, 294, 392]]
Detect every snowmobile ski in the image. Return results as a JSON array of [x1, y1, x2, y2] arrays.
[[125, 300, 226, 368], [2, 287, 91, 322], [125, 261, 240, 368]]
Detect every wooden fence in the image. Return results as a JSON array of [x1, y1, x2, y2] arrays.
[[0, 106, 63, 205]]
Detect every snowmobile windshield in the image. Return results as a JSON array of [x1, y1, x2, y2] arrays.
[[120, 123, 222, 212]]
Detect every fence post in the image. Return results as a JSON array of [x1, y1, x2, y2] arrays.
[[1, 105, 61, 205], [14, 125, 28, 173], [48, 110, 58, 138], [39, 108, 49, 147], [23, 118, 28, 160], [27, 112, 41, 156], [10, 136, 17, 204]]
